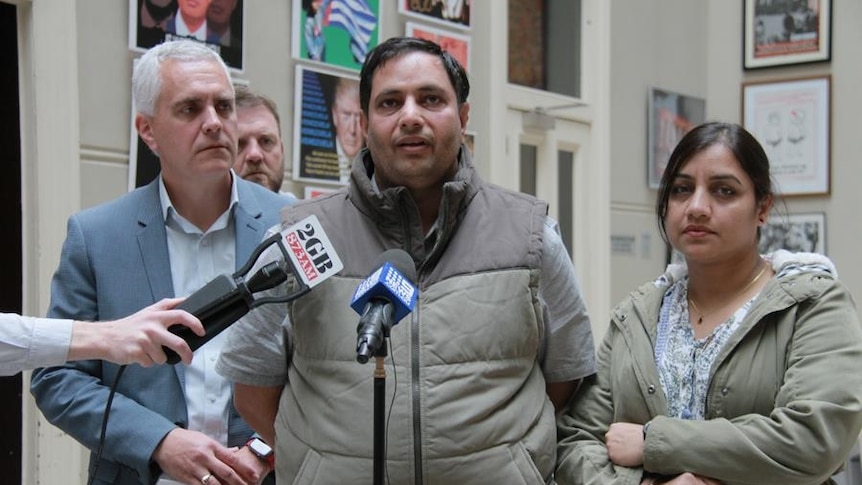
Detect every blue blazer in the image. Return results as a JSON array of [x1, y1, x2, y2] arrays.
[[30, 178, 290, 484]]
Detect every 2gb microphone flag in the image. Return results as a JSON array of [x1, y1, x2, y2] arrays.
[[283, 215, 344, 289]]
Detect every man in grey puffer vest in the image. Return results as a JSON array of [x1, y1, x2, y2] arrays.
[[217, 37, 597, 485]]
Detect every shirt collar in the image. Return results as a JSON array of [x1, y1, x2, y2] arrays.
[[158, 171, 240, 224]]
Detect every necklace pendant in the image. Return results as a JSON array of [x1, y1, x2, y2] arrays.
[[697, 316, 703, 324]]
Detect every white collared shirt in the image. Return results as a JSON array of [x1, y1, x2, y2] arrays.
[[0, 314, 73, 376], [174, 12, 208, 42], [156, 175, 238, 485]]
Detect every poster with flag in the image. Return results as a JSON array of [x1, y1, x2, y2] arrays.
[[293, 0, 381, 71]]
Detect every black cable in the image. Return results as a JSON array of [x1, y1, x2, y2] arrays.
[[86, 364, 126, 485], [385, 337, 397, 485]]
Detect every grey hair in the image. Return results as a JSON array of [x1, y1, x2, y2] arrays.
[[132, 40, 233, 117]]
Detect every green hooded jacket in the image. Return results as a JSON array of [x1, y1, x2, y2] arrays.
[[557, 251, 862, 485]]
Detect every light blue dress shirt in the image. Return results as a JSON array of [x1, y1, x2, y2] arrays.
[[157, 176, 238, 484]]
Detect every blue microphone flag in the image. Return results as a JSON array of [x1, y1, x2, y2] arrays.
[[350, 261, 418, 324]]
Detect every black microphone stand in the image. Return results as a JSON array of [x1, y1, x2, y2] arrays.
[[373, 333, 388, 485], [356, 301, 395, 485]]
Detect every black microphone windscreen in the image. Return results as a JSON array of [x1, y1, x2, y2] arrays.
[[376, 249, 417, 282]]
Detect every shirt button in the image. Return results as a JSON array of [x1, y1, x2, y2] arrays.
[[647, 385, 656, 394], [721, 387, 729, 395]]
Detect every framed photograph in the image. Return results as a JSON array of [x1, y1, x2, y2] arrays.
[[759, 212, 826, 254], [743, 0, 831, 70], [742, 76, 830, 196], [292, 0, 381, 71], [647, 87, 706, 189], [405, 21, 471, 70], [128, 128, 161, 191], [399, 0, 470, 30], [129, 0, 246, 71], [293, 65, 364, 186]]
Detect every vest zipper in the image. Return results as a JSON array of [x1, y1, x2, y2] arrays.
[[410, 306, 423, 485], [399, 196, 425, 484]]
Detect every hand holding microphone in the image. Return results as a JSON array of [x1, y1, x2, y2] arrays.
[[351, 249, 419, 363]]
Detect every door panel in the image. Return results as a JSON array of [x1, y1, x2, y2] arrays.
[[502, 107, 591, 259]]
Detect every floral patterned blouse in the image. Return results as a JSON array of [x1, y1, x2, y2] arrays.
[[654, 279, 756, 420], [652, 254, 831, 421]]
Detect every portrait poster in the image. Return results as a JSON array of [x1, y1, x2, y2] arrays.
[[292, 0, 381, 71], [293, 65, 364, 186], [758, 212, 826, 254], [128, 131, 162, 191], [399, 0, 470, 30], [129, 0, 246, 71], [742, 76, 830, 196], [647, 87, 706, 189], [405, 21, 471, 71], [744, 0, 831, 70]]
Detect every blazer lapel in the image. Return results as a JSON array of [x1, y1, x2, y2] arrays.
[[136, 182, 175, 301], [233, 180, 266, 269], [134, 181, 185, 382]]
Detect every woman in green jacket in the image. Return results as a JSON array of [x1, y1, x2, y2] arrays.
[[556, 122, 862, 485]]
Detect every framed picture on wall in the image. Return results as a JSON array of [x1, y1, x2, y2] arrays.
[[129, 0, 246, 71], [399, 0, 470, 30], [742, 76, 830, 196], [292, 0, 381, 71], [743, 0, 831, 70], [647, 87, 706, 189], [128, 128, 161, 192], [758, 212, 826, 254], [405, 21, 471, 70], [293, 65, 364, 186]]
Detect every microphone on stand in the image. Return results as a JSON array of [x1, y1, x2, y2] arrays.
[[350, 249, 418, 364]]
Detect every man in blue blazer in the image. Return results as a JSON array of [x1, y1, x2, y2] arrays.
[[31, 40, 288, 485]]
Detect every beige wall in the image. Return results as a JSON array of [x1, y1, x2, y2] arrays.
[[609, 0, 862, 315], [608, 0, 709, 305], [706, 0, 862, 310]]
